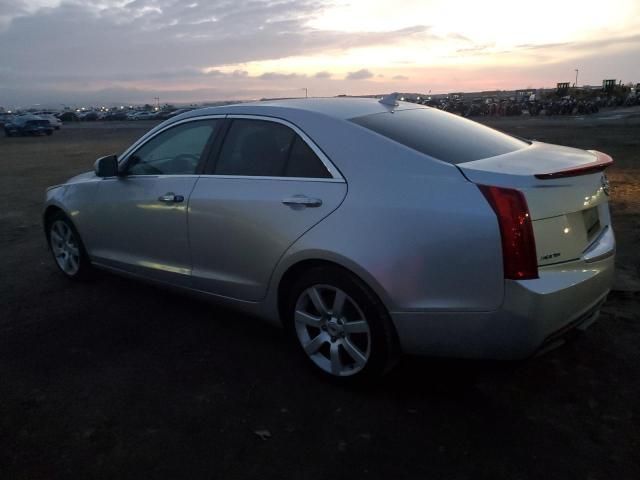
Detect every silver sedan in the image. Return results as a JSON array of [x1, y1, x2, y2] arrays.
[[44, 97, 616, 382]]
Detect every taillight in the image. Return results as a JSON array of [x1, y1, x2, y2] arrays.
[[478, 185, 538, 280]]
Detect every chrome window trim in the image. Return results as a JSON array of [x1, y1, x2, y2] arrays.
[[118, 114, 227, 166], [99, 174, 202, 180], [99, 174, 342, 183], [224, 114, 344, 181], [197, 175, 344, 183]]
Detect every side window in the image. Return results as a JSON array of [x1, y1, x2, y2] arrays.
[[214, 119, 332, 178], [126, 120, 219, 175], [285, 135, 331, 178], [215, 119, 294, 177]]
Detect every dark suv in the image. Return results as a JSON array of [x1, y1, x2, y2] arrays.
[[4, 116, 54, 137]]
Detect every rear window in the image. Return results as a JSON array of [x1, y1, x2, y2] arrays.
[[350, 108, 528, 164]]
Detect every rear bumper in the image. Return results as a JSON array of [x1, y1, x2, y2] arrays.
[[391, 251, 615, 359]]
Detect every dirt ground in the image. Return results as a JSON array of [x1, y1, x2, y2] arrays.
[[1, 112, 639, 480]]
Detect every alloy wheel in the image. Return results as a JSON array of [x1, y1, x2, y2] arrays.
[[50, 220, 81, 275], [294, 284, 371, 376]]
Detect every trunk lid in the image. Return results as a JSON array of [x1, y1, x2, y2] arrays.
[[458, 142, 612, 266]]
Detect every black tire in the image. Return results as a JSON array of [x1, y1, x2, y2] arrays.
[[285, 266, 399, 383], [46, 130, 53, 136], [46, 211, 93, 280]]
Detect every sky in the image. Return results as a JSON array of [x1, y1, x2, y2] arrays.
[[1, 0, 639, 107]]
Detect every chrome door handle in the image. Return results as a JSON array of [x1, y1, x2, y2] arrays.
[[158, 192, 184, 203], [282, 195, 323, 208]]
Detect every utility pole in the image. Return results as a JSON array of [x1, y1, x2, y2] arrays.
[[574, 69, 579, 88], [302, 88, 308, 98], [153, 96, 160, 109]]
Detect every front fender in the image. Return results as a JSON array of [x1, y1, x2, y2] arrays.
[[43, 179, 100, 252]]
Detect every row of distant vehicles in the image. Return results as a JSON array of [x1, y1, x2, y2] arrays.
[[2, 113, 61, 137], [1, 107, 195, 137], [67, 107, 195, 122]]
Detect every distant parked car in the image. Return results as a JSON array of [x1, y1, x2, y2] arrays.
[[58, 112, 79, 122], [79, 111, 100, 121], [0, 113, 13, 129], [132, 111, 157, 120], [39, 114, 63, 130], [4, 115, 53, 136], [104, 112, 128, 121]]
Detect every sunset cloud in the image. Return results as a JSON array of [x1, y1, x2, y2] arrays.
[[346, 69, 374, 80], [0, 0, 639, 106]]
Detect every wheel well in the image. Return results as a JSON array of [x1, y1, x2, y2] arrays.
[[276, 258, 401, 360], [43, 206, 64, 237], [277, 259, 381, 325]]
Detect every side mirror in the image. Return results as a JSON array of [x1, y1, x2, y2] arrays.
[[94, 155, 119, 177]]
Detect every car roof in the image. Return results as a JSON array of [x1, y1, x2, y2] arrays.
[[178, 97, 424, 122]]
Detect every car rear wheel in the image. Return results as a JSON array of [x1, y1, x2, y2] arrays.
[[286, 266, 399, 383], [47, 212, 92, 279]]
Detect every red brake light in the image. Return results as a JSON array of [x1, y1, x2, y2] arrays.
[[478, 185, 538, 280]]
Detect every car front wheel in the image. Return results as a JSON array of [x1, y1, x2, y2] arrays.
[[47, 212, 91, 279], [287, 266, 399, 382]]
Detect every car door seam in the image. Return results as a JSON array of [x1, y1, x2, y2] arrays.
[[185, 175, 203, 277]]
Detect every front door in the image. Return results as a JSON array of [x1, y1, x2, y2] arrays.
[[88, 118, 223, 286]]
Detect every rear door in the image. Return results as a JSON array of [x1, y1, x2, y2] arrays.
[[188, 116, 347, 301]]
